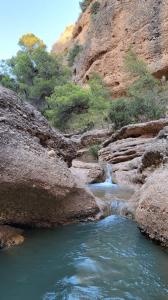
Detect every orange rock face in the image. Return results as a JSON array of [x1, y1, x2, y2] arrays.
[[51, 25, 74, 55], [69, 0, 168, 95]]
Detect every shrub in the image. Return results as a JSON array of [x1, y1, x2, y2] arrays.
[[79, 0, 92, 12], [108, 99, 132, 129], [108, 50, 167, 129], [91, 1, 100, 15], [67, 44, 83, 67], [89, 144, 101, 160], [46, 74, 111, 132]]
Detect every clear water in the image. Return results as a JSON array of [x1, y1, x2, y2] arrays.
[[0, 216, 168, 300], [0, 164, 168, 300]]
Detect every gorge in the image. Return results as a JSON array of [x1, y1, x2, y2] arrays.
[[0, 0, 168, 299]]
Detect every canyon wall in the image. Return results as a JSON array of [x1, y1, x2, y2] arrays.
[[57, 0, 168, 96], [51, 25, 74, 55]]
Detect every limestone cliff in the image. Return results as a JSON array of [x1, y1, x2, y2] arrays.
[[66, 0, 168, 96], [52, 25, 74, 55]]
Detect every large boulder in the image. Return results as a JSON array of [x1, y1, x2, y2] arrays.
[[0, 87, 101, 227], [71, 160, 105, 184], [135, 168, 168, 247], [80, 128, 113, 148]]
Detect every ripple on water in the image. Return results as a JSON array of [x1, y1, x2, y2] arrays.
[[0, 216, 167, 299]]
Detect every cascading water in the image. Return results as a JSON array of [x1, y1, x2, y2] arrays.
[[89, 163, 134, 216], [104, 163, 113, 183], [89, 163, 117, 189]]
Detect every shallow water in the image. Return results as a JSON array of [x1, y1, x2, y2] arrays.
[[89, 182, 134, 201], [0, 215, 168, 300]]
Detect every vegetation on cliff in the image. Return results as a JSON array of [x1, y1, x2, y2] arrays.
[[46, 74, 111, 131], [108, 50, 166, 129], [79, 0, 92, 12], [0, 32, 167, 132], [67, 43, 83, 67]]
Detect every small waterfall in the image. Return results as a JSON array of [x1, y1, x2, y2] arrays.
[[111, 200, 129, 215], [89, 163, 117, 190], [104, 163, 113, 184]]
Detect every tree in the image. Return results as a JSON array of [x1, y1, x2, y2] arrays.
[[0, 34, 70, 109], [46, 74, 111, 132], [46, 83, 90, 130], [18, 33, 46, 52]]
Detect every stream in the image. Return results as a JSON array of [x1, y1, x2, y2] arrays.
[[0, 165, 168, 300]]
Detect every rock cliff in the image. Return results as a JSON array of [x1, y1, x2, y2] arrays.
[[52, 25, 74, 55], [67, 0, 168, 95], [0, 87, 101, 228]]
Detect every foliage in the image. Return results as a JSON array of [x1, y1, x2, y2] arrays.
[[87, 73, 111, 127], [0, 74, 18, 91], [18, 33, 46, 52], [45, 83, 90, 130], [79, 0, 92, 12], [108, 50, 166, 129], [91, 1, 100, 15], [67, 44, 83, 67], [89, 144, 101, 160], [0, 34, 70, 109], [46, 74, 111, 131], [109, 99, 132, 129]]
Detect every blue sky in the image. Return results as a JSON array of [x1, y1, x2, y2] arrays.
[[0, 0, 80, 59]]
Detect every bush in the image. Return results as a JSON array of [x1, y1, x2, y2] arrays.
[[89, 144, 101, 160], [91, 1, 100, 15], [79, 0, 92, 12], [109, 50, 167, 129], [67, 44, 83, 67], [46, 74, 111, 132], [109, 92, 166, 130], [109, 99, 132, 129]]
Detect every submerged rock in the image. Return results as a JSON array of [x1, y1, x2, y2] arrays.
[[0, 226, 24, 249], [0, 87, 101, 228]]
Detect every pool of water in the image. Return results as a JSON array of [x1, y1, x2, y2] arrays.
[[0, 215, 168, 300]]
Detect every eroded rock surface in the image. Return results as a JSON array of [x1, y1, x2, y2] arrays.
[[71, 160, 105, 184], [52, 25, 74, 55], [69, 0, 168, 95], [99, 120, 168, 246], [0, 87, 101, 228], [99, 119, 168, 187], [135, 168, 168, 247]]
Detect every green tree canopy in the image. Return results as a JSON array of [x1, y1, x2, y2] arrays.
[[46, 74, 111, 132], [0, 34, 70, 109]]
